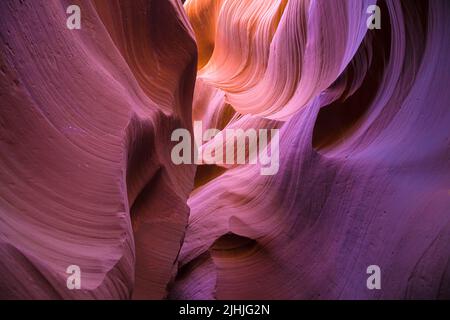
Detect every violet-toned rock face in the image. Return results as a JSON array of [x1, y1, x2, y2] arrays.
[[0, 0, 449, 300]]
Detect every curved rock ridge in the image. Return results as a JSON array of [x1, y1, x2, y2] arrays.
[[172, 0, 450, 299], [0, 0, 196, 299], [186, 0, 377, 120]]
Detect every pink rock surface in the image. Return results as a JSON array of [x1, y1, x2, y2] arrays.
[[0, 0, 449, 300], [0, 0, 196, 299], [172, 0, 450, 299]]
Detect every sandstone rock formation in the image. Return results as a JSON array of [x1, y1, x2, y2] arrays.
[[0, 0, 449, 299]]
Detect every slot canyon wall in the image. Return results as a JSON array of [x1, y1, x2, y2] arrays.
[[0, 0, 449, 299]]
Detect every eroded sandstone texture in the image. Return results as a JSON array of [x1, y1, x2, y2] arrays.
[[1, 0, 449, 299]]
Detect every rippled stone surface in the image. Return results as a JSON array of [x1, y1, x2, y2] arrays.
[[0, 0, 449, 299]]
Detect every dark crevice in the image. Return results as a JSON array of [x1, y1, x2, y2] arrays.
[[312, 0, 391, 150], [210, 232, 258, 258]]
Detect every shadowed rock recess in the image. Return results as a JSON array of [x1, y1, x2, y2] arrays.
[[0, 0, 449, 299]]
